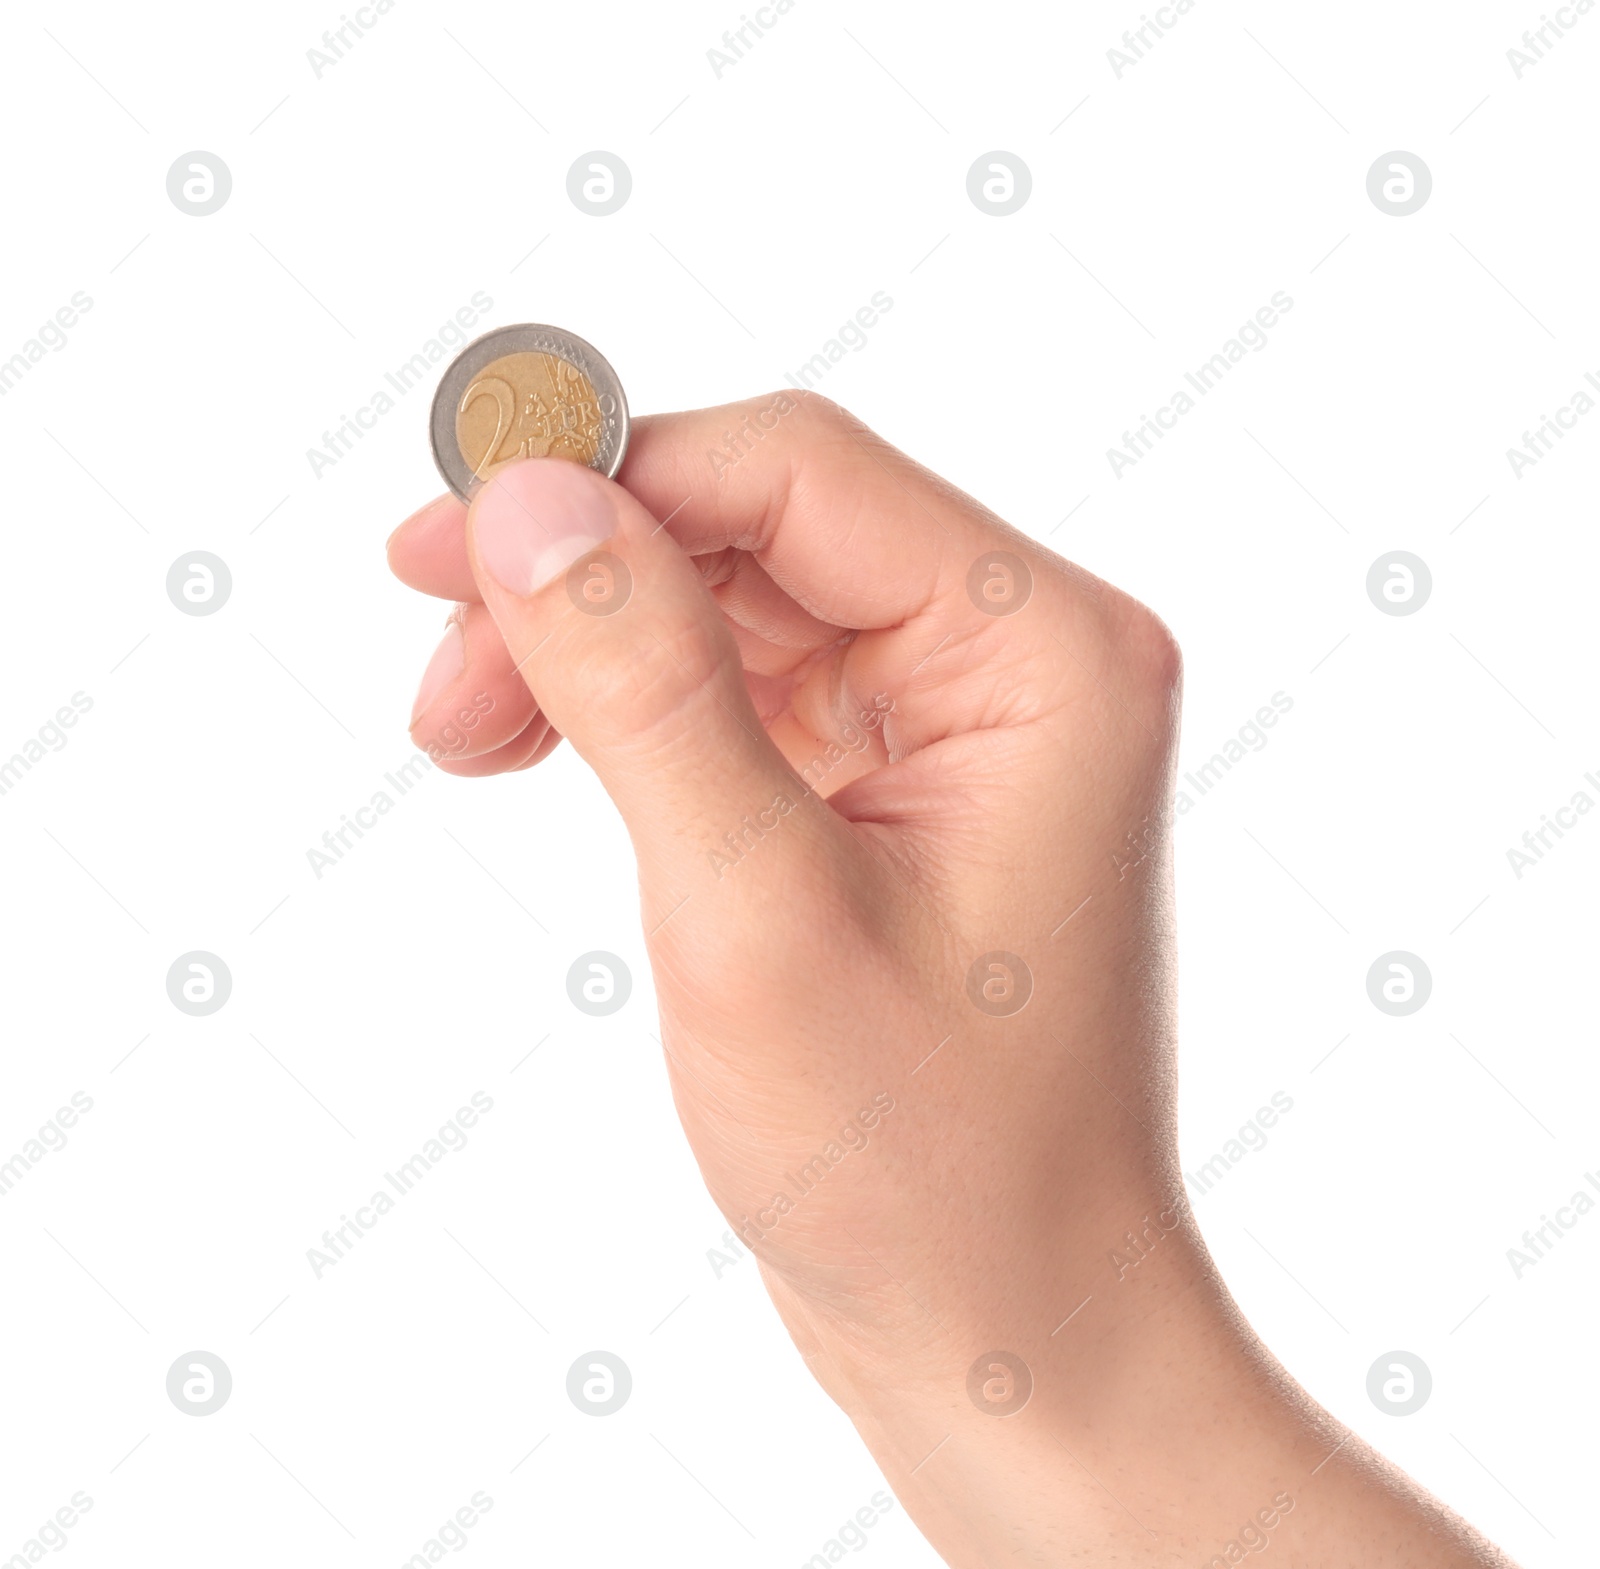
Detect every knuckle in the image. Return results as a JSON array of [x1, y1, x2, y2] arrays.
[[1033, 565, 1183, 699], [780, 389, 871, 446], [1111, 597, 1184, 696], [562, 613, 731, 754], [647, 611, 729, 699]]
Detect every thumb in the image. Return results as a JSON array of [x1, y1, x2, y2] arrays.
[[464, 457, 834, 893]]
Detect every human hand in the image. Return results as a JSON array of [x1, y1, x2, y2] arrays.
[[388, 394, 1513, 1568]]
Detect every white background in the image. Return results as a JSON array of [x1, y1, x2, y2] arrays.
[[1, 1, 1596, 1564]]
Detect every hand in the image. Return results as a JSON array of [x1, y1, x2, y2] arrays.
[[388, 393, 1514, 1568]]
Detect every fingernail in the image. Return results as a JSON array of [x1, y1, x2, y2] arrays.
[[470, 459, 616, 598], [411, 620, 464, 723]]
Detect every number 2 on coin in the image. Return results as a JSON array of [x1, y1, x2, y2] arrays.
[[459, 375, 516, 479]]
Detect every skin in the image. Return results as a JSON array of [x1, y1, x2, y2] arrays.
[[388, 393, 1517, 1568]]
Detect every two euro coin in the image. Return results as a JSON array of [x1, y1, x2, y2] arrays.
[[429, 324, 629, 502]]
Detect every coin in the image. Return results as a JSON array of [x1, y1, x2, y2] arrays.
[[429, 324, 629, 501]]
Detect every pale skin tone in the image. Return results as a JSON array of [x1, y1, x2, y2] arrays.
[[388, 394, 1517, 1568]]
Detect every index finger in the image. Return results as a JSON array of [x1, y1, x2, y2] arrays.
[[622, 392, 1013, 630], [388, 392, 1036, 622]]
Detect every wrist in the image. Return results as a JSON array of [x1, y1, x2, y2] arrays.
[[797, 1220, 1505, 1569]]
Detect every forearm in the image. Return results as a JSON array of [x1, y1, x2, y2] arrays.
[[796, 1222, 1516, 1568]]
